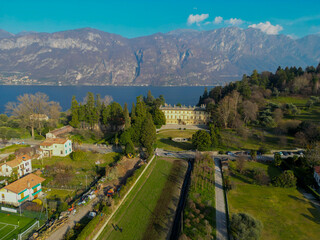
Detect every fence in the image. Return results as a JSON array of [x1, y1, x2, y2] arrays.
[[18, 220, 39, 240]]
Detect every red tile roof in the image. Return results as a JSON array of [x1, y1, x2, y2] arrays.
[[40, 138, 68, 146]]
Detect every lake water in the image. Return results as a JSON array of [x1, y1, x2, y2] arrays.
[[0, 85, 211, 113]]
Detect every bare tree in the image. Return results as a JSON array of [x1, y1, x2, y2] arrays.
[[273, 108, 283, 124], [218, 96, 232, 128], [6, 92, 61, 138], [243, 100, 258, 124]]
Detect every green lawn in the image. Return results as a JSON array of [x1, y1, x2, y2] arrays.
[[156, 129, 196, 151], [269, 96, 320, 123], [228, 161, 320, 240], [269, 96, 308, 107], [0, 144, 30, 154], [98, 157, 187, 240], [0, 212, 36, 240], [220, 129, 296, 151]]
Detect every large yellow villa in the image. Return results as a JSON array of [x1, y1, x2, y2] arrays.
[[160, 104, 210, 125]]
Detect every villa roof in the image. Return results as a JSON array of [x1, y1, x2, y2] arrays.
[[3, 173, 45, 194], [160, 104, 206, 111], [40, 138, 68, 146], [315, 166, 320, 177]]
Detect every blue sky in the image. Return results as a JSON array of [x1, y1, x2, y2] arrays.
[[1, 0, 320, 38]]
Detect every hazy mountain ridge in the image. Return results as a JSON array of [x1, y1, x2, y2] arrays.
[[0, 27, 319, 86]]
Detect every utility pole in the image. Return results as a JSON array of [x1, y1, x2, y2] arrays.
[[86, 175, 87, 190]]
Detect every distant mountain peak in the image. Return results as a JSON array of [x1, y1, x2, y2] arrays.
[[0, 27, 319, 86]]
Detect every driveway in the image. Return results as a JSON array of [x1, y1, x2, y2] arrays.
[[214, 158, 228, 240]]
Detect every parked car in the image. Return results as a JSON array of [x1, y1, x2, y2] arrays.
[[282, 151, 289, 156]]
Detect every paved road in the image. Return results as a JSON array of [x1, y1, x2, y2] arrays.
[[46, 197, 99, 240], [214, 158, 228, 240]]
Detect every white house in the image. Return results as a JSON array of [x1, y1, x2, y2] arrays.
[[0, 173, 45, 206], [314, 166, 320, 187], [0, 155, 32, 177], [39, 138, 72, 157]]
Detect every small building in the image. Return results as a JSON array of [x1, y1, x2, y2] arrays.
[[39, 138, 72, 157], [160, 104, 210, 125], [0, 155, 32, 177], [314, 166, 320, 187], [0, 173, 45, 206], [46, 126, 74, 139]]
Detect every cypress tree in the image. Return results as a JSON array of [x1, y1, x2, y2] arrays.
[[140, 112, 156, 155], [123, 103, 131, 130], [69, 96, 80, 128]]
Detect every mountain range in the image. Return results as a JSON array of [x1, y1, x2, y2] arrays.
[[0, 27, 319, 86]]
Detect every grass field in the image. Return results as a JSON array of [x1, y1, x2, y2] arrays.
[[228, 161, 320, 240], [0, 212, 35, 240], [269, 96, 320, 123], [220, 129, 296, 151], [98, 157, 188, 240], [156, 129, 196, 151], [0, 144, 29, 154]]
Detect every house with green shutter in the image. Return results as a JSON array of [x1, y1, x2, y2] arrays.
[[0, 173, 45, 206]]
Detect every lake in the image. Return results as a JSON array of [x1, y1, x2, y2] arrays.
[[0, 85, 212, 113]]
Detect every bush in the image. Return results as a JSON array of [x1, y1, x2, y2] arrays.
[[71, 151, 87, 161], [253, 168, 270, 185], [273, 170, 297, 188], [230, 213, 262, 240], [258, 146, 270, 154]]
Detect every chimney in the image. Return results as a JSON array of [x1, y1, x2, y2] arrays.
[[27, 180, 30, 189]]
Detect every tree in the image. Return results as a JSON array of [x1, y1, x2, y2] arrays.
[[6, 92, 61, 138], [230, 213, 262, 240], [102, 102, 124, 131], [273, 170, 297, 188], [250, 150, 257, 161], [145, 90, 155, 106], [69, 96, 80, 128], [125, 140, 135, 155], [236, 157, 246, 174], [274, 153, 282, 167], [192, 130, 212, 151], [305, 144, 320, 167], [140, 113, 156, 155], [123, 103, 131, 130], [242, 100, 258, 124], [152, 108, 166, 127]]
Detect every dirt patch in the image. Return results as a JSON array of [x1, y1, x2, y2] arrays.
[[104, 157, 141, 188]]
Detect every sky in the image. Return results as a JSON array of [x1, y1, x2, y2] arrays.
[[1, 0, 320, 38]]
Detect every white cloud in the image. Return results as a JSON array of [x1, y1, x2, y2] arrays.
[[249, 21, 283, 35], [225, 18, 244, 25], [187, 14, 209, 25], [213, 16, 223, 24]]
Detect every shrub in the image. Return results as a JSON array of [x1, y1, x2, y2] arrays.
[[71, 151, 87, 161], [273, 170, 297, 188], [230, 213, 262, 240], [258, 146, 270, 154], [253, 168, 270, 185]]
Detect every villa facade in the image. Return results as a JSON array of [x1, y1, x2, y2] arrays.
[[160, 104, 210, 125]]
